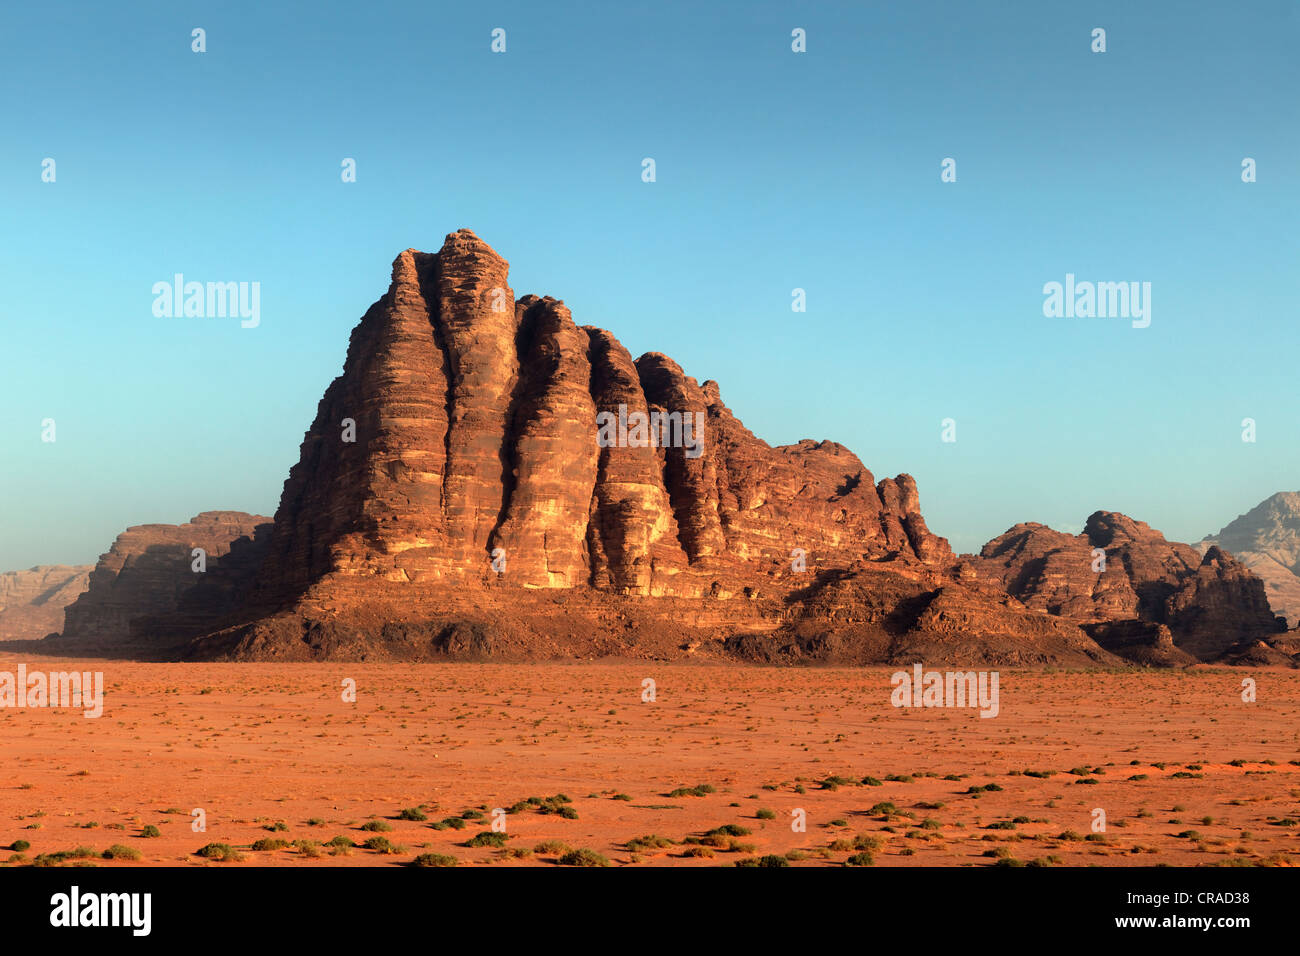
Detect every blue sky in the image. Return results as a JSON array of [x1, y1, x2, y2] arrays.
[[2, 0, 1297, 569]]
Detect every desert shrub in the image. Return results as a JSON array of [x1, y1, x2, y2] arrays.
[[101, 845, 141, 861], [668, 785, 715, 798], [626, 835, 673, 852], [558, 848, 609, 867], [195, 843, 243, 862]]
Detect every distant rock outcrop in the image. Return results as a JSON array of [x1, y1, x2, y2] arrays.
[[968, 511, 1286, 662], [0, 565, 91, 641], [1199, 492, 1300, 627], [56, 512, 270, 650]]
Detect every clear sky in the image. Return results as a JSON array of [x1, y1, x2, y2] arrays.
[[2, 0, 1297, 570]]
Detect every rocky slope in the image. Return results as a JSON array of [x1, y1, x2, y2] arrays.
[[967, 512, 1286, 661], [0, 565, 91, 640], [55, 512, 270, 651], [1199, 492, 1300, 627]]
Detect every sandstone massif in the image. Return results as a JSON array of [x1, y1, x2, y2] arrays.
[[0, 565, 91, 641], [1199, 492, 1300, 628], [28, 230, 1297, 667]]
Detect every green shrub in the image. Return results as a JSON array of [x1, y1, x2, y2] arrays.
[[362, 836, 405, 854], [195, 843, 243, 862], [558, 848, 609, 867]]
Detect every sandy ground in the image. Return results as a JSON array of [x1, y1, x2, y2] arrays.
[[1, 653, 1297, 867]]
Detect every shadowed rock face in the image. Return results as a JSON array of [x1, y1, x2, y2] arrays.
[[57, 512, 270, 649], [968, 511, 1285, 661], [1199, 492, 1300, 627], [0, 566, 91, 640]]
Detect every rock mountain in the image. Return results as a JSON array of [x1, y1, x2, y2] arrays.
[[1199, 492, 1300, 628], [29, 231, 1295, 667]]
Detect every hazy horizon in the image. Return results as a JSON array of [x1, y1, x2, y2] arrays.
[[3, 0, 1297, 570]]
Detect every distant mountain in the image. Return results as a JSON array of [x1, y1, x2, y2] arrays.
[[0, 565, 91, 640], [1200, 492, 1300, 627]]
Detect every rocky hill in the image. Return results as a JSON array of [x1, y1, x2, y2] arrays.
[[966, 511, 1286, 662], [1200, 492, 1300, 627]]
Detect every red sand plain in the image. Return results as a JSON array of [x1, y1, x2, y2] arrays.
[[1, 652, 1297, 867]]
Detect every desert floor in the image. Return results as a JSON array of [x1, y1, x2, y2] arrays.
[[1, 653, 1297, 867]]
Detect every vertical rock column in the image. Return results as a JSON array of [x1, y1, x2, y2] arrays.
[[489, 297, 600, 587], [431, 229, 519, 573], [585, 329, 688, 593]]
